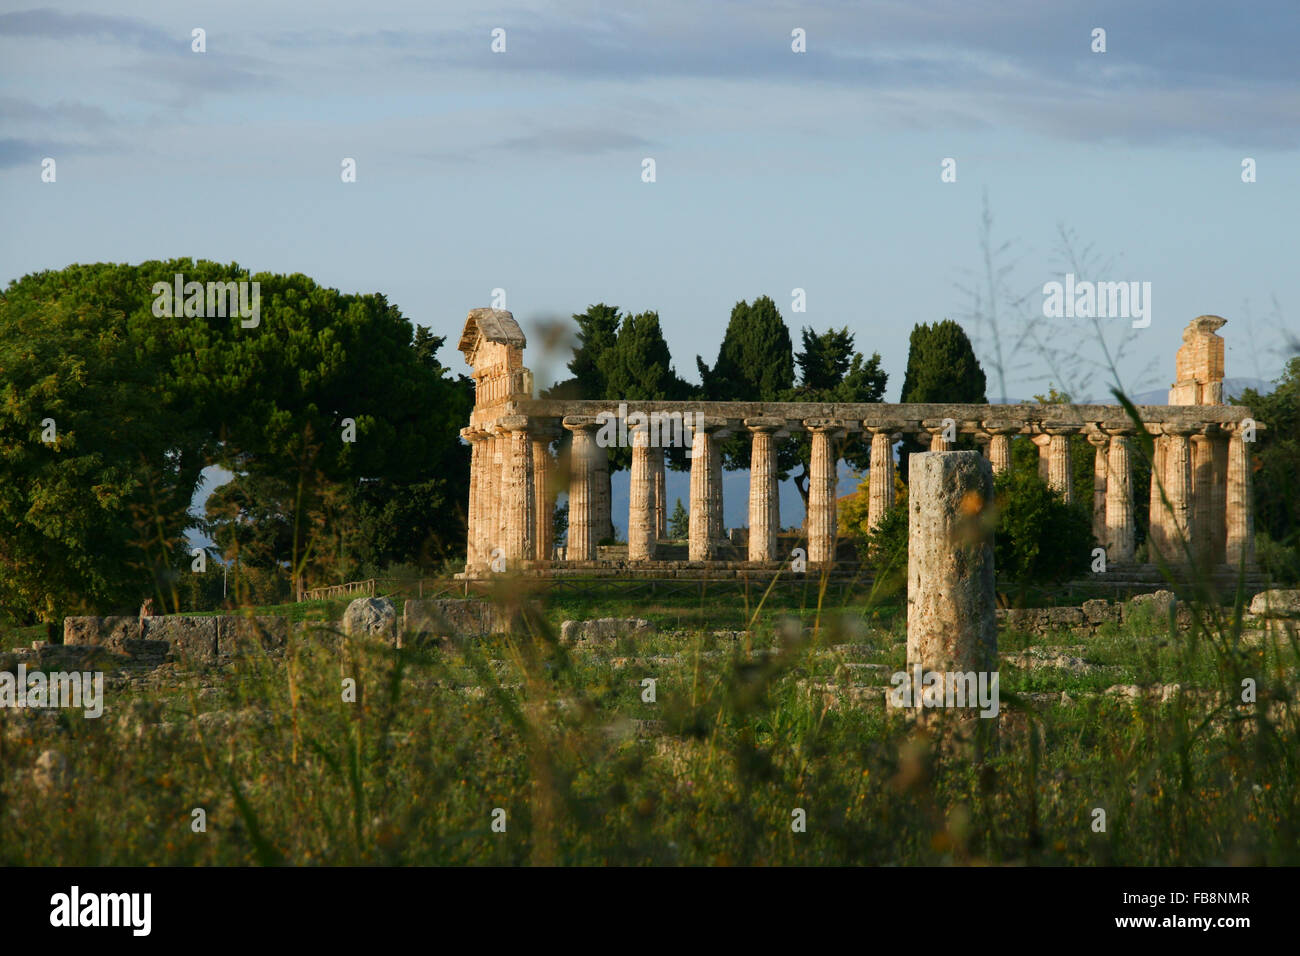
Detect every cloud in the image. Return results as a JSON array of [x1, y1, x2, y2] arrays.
[[0, 8, 173, 51]]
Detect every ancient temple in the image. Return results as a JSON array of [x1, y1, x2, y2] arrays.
[[458, 310, 1257, 576]]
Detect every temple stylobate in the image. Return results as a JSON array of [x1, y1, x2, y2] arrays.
[[457, 309, 1259, 577]]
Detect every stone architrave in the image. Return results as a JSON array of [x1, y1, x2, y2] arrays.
[[805, 419, 845, 565], [745, 418, 783, 562]]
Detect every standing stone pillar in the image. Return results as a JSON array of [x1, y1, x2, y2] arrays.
[[591, 437, 613, 545], [1162, 424, 1195, 560], [866, 424, 897, 532], [1104, 428, 1136, 564], [1085, 428, 1109, 548], [745, 418, 782, 562], [708, 426, 726, 546], [983, 422, 1020, 476], [562, 416, 600, 562], [906, 451, 997, 743], [628, 423, 656, 562], [499, 417, 536, 567], [461, 427, 483, 569], [1146, 428, 1166, 563], [688, 418, 726, 561], [482, 428, 504, 563], [805, 419, 844, 565], [1225, 422, 1255, 567], [531, 424, 559, 562], [1045, 427, 1075, 503], [652, 447, 667, 540]]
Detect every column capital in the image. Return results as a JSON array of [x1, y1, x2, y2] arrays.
[[693, 415, 729, 433], [744, 416, 785, 432], [1084, 425, 1109, 447], [1042, 422, 1082, 436], [864, 419, 907, 434], [1099, 421, 1137, 436], [981, 419, 1024, 436], [1162, 422, 1197, 437], [562, 414, 602, 432], [498, 414, 535, 433], [802, 417, 847, 434]]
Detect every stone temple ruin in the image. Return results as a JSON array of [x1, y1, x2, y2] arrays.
[[457, 309, 1259, 578]]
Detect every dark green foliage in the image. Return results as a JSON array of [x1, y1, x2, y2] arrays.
[[993, 468, 1094, 583], [858, 502, 908, 597], [0, 260, 470, 620], [899, 319, 989, 405], [668, 498, 689, 538], [1236, 357, 1300, 581], [696, 296, 794, 401]]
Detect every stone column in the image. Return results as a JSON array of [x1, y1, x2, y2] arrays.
[[1104, 428, 1136, 564], [866, 424, 897, 532], [482, 428, 504, 564], [652, 448, 667, 540], [498, 416, 536, 567], [1031, 432, 1051, 482], [1085, 428, 1109, 548], [805, 419, 844, 565], [562, 416, 600, 562], [591, 437, 613, 545], [628, 423, 656, 562], [1162, 424, 1194, 560], [906, 451, 997, 744], [688, 417, 726, 561], [746, 418, 782, 562], [983, 422, 1020, 476], [1191, 427, 1226, 566], [531, 424, 559, 562], [1209, 428, 1229, 565], [708, 426, 726, 546], [1225, 422, 1255, 567], [461, 427, 482, 569], [1146, 428, 1166, 564], [1045, 427, 1075, 503]]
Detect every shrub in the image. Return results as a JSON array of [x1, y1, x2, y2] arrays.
[[993, 468, 1093, 583]]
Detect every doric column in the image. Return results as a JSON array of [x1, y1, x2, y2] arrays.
[[983, 421, 1021, 476], [865, 424, 898, 532], [1044, 426, 1075, 503], [591, 436, 612, 545], [652, 447, 667, 540], [481, 427, 504, 564], [628, 423, 656, 562], [1191, 426, 1226, 566], [1146, 427, 1166, 564], [531, 423, 560, 562], [1209, 428, 1229, 565], [688, 417, 726, 561], [1032, 431, 1051, 482], [1104, 427, 1136, 564], [499, 416, 535, 567], [745, 418, 782, 562], [805, 419, 845, 565], [461, 427, 483, 569], [562, 416, 600, 562], [1162, 423, 1195, 561], [1085, 427, 1109, 547], [1225, 422, 1255, 567], [709, 425, 726, 546]]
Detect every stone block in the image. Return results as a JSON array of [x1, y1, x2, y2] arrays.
[[403, 599, 508, 644], [1248, 590, 1300, 618], [559, 618, 656, 643], [63, 616, 140, 651], [142, 616, 218, 663]]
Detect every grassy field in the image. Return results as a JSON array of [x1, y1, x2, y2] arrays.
[[1, 581, 1296, 866]]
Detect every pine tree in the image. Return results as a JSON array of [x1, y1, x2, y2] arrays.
[[898, 319, 989, 480], [668, 498, 689, 538], [697, 296, 794, 401]]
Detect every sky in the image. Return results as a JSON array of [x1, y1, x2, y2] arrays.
[[3, 0, 1298, 534]]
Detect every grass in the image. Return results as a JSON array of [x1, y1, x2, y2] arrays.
[[1, 575, 1296, 866]]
